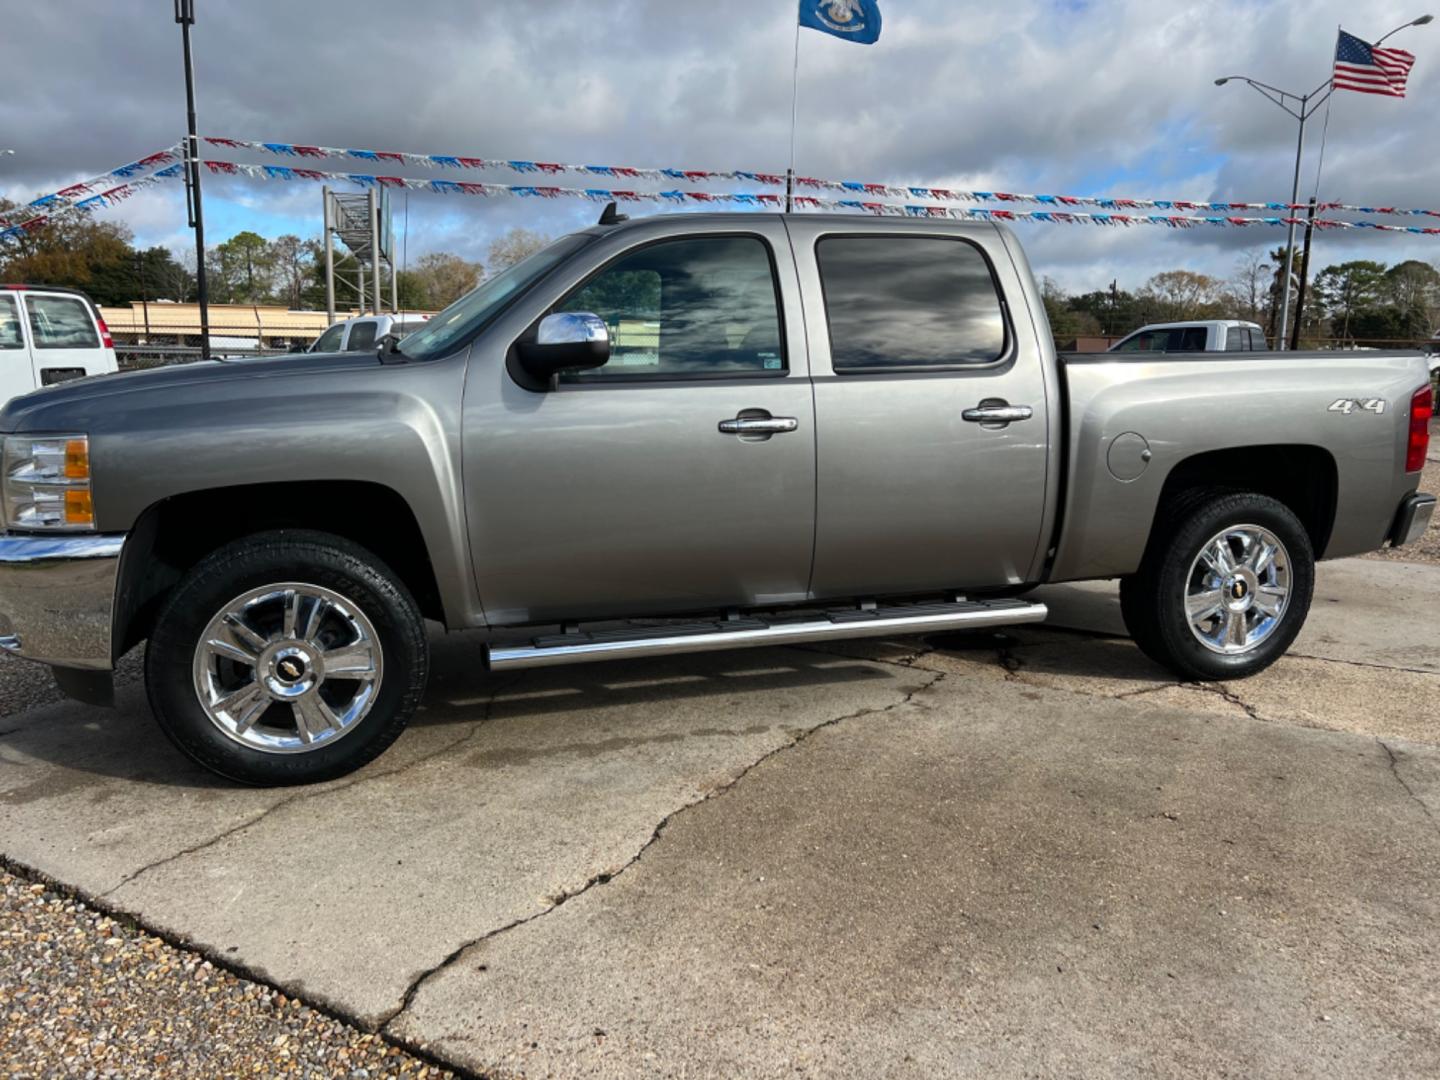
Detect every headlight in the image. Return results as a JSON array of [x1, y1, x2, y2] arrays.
[[2, 435, 95, 531]]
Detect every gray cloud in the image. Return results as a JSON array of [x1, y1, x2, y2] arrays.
[[1, 0, 1436, 292]]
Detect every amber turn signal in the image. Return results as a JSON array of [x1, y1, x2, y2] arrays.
[[64, 489, 94, 527], [64, 438, 90, 481]]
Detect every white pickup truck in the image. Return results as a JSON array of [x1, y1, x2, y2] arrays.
[[1110, 320, 1268, 353]]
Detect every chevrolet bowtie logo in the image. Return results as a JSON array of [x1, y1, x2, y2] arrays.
[[279, 659, 304, 680]]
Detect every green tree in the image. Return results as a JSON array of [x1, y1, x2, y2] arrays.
[[1382, 260, 1440, 340], [1314, 260, 1387, 341], [1139, 270, 1224, 322], [1039, 277, 1101, 346], [210, 231, 275, 304]]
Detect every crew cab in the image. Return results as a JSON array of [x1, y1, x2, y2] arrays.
[[308, 312, 430, 354], [1109, 320, 1268, 353], [0, 213, 1432, 786], [0, 285, 119, 407]]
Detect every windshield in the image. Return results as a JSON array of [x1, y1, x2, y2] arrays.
[[399, 233, 594, 361]]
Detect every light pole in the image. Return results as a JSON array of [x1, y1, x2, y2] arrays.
[[1215, 14, 1431, 351], [175, 0, 211, 361]]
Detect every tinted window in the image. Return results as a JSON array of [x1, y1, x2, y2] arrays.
[[1165, 327, 1207, 351], [1226, 327, 1244, 351], [312, 324, 344, 353], [346, 320, 378, 352], [817, 236, 1006, 370], [558, 235, 784, 379], [0, 296, 23, 350], [26, 295, 99, 349]]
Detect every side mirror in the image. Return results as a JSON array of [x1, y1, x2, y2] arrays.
[[517, 312, 610, 382]]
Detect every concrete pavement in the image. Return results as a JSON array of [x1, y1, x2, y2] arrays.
[[2, 556, 1439, 1078]]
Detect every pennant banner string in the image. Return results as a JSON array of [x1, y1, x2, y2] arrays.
[[205, 136, 1440, 220], [189, 160, 1440, 234], [0, 146, 183, 229]]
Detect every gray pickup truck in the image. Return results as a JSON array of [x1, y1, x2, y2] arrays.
[[0, 213, 1433, 785]]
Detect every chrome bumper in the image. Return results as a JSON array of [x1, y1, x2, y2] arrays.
[[0, 533, 126, 670], [1391, 493, 1436, 548]]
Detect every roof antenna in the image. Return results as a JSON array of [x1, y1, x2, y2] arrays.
[[598, 201, 628, 226]]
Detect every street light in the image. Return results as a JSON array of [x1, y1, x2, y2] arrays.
[[1215, 16, 1431, 351]]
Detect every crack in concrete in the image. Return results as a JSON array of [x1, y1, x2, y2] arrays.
[[376, 668, 947, 1036], [1189, 681, 1265, 721], [1289, 651, 1440, 679], [100, 673, 526, 899], [1378, 738, 1440, 836]]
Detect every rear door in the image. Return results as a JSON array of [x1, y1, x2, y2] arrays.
[[0, 293, 33, 406], [789, 221, 1053, 596], [20, 292, 105, 388]]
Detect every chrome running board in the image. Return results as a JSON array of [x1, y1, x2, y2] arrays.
[[486, 598, 1047, 671]]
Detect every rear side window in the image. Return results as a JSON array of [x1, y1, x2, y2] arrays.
[[26, 295, 100, 349], [817, 236, 1006, 371], [1165, 327, 1207, 351], [556, 235, 785, 379], [346, 321, 378, 352], [0, 296, 23, 350], [1226, 327, 1244, 351]]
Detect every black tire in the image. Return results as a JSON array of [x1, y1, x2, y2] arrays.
[[1119, 491, 1314, 681], [145, 529, 429, 786]]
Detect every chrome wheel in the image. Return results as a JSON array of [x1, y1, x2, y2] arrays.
[[192, 583, 384, 754], [1185, 525, 1292, 656]]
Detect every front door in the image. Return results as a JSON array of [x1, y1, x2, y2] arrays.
[[463, 222, 816, 626], [788, 222, 1053, 597]]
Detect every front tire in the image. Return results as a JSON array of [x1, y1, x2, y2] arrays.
[[1120, 491, 1314, 681], [145, 530, 428, 786]]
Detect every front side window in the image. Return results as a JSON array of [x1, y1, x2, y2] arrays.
[[0, 296, 23, 350], [26, 295, 100, 350], [817, 236, 1006, 371], [1226, 327, 1244, 351], [312, 323, 344, 353], [555, 235, 785, 379], [346, 320, 378, 352]]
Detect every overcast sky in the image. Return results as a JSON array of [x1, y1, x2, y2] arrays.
[[1, 0, 1437, 295]]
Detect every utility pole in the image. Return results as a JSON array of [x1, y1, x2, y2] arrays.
[[368, 189, 381, 315], [174, 0, 210, 360], [135, 251, 151, 340], [322, 186, 336, 325], [1289, 198, 1318, 352]]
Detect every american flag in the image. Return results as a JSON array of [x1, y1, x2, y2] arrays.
[[1333, 29, 1415, 97]]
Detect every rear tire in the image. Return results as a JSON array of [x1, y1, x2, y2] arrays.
[[145, 530, 428, 786], [1120, 491, 1314, 681]]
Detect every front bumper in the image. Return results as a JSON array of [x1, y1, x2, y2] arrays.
[[1390, 493, 1436, 548], [0, 533, 126, 670]]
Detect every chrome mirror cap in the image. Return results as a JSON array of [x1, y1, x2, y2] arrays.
[[537, 312, 609, 347]]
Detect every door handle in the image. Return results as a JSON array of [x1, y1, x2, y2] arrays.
[[719, 415, 799, 436], [961, 402, 1033, 426]]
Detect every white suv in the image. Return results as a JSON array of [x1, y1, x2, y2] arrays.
[[0, 286, 119, 407]]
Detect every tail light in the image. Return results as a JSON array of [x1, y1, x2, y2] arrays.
[[96, 315, 114, 350], [1408, 384, 1434, 473]]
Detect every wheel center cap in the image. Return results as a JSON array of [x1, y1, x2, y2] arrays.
[[1222, 569, 1259, 613], [260, 643, 323, 699]]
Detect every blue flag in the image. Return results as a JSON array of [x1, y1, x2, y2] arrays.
[[799, 0, 882, 45]]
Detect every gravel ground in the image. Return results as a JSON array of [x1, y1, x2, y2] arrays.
[[1, 652, 456, 1079], [0, 868, 456, 1079]]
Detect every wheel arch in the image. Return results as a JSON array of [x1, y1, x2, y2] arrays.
[[1151, 444, 1339, 561], [113, 480, 446, 660]]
